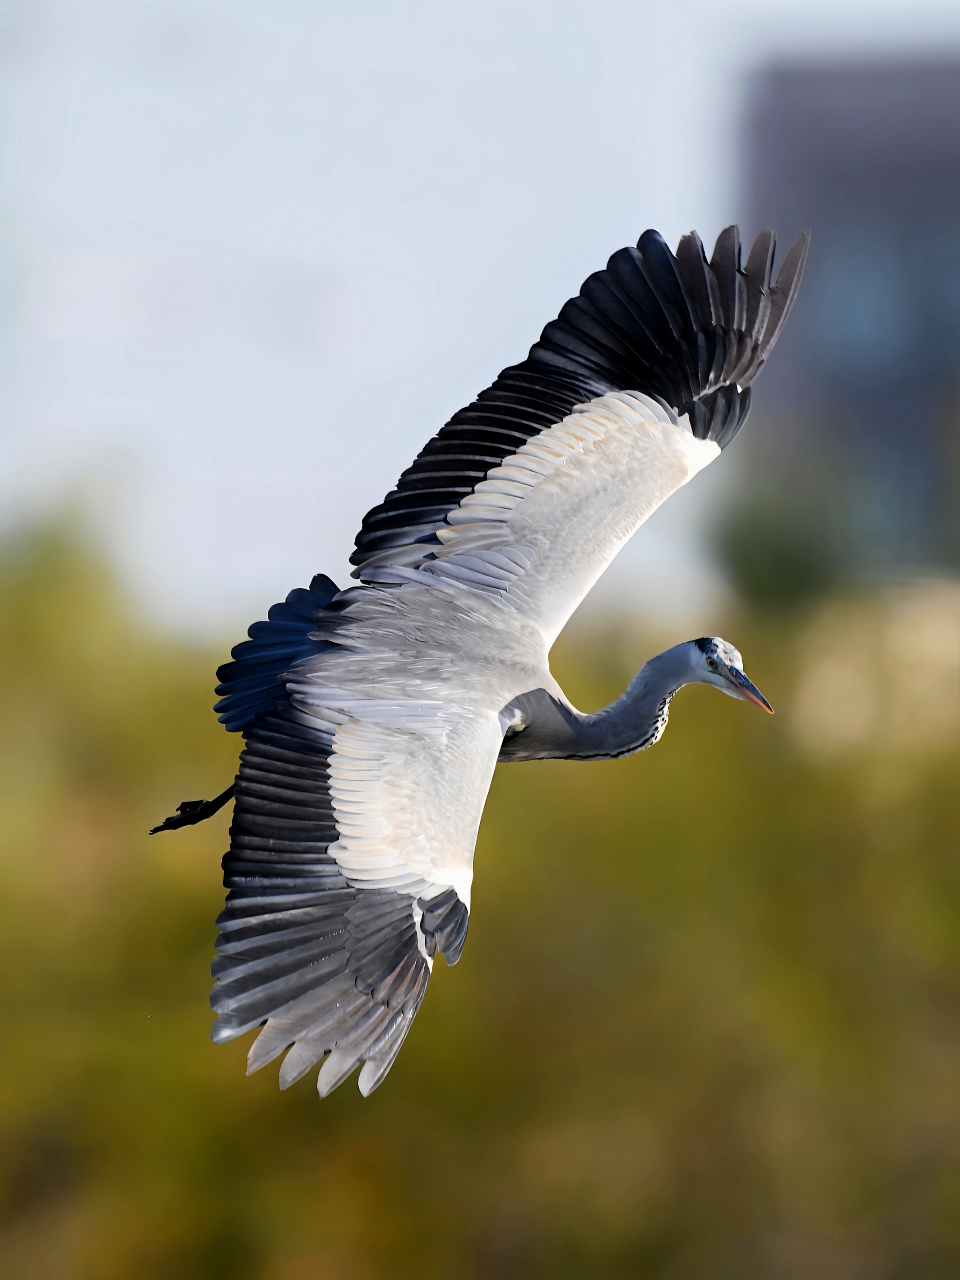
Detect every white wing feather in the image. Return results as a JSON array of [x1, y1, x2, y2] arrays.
[[366, 391, 720, 647], [286, 695, 502, 912]]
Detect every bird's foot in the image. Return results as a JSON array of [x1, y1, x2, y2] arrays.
[[149, 784, 235, 834]]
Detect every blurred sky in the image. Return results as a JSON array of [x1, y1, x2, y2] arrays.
[[2, 0, 960, 637]]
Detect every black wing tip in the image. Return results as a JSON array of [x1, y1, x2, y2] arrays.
[[347, 220, 810, 568], [772, 228, 811, 308], [635, 227, 672, 258], [518, 221, 808, 446], [668, 222, 807, 442]]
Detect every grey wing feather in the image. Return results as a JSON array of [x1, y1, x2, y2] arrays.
[[210, 705, 465, 1097]]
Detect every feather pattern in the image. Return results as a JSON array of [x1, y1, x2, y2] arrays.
[[214, 574, 340, 732], [350, 226, 809, 576], [211, 704, 468, 1097], [203, 224, 808, 1099], [360, 390, 719, 645]]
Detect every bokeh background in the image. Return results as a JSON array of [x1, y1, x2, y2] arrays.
[[2, 2, 960, 1277]]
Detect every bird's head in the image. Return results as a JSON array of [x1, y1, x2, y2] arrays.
[[687, 636, 773, 713]]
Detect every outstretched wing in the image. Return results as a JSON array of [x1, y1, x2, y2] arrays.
[[209, 225, 810, 1101], [350, 226, 808, 643], [210, 696, 501, 1098]]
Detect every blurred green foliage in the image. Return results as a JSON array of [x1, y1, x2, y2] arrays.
[[717, 502, 839, 614], [1, 524, 960, 1279]]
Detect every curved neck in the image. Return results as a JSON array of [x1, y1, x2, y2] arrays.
[[582, 645, 692, 758], [499, 644, 694, 763]]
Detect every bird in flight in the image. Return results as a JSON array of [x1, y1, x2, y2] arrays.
[[153, 225, 808, 1098]]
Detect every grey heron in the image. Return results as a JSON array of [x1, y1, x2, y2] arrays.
[[154, 225, 808, 1098]]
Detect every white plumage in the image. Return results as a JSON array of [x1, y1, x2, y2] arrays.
[[154, 223, 808, 1099]]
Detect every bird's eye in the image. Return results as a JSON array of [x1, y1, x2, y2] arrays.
[[706, 657, 717, 669]]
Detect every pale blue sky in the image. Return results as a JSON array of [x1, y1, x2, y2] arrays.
[[2, 0, 960, 635]]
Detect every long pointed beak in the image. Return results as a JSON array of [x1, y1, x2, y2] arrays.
[[729, 667, 774, 714]]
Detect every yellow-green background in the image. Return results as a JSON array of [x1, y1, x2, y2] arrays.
[[2, 524, 959, 1278]]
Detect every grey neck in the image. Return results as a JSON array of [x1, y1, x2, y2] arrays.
[[498, 643, 694, 763]]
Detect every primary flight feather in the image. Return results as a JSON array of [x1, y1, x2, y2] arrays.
[[153, 224, 808, 1098]]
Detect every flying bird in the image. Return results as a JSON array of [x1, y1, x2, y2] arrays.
[[153, 224, 808, 1098]]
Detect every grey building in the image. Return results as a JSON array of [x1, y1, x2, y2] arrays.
[[743, 60, 960, 569]]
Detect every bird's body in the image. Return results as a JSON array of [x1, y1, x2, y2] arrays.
[[155, 224, 807, 1098]]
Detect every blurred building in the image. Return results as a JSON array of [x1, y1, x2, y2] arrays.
[[744, 60, 960, 570]]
